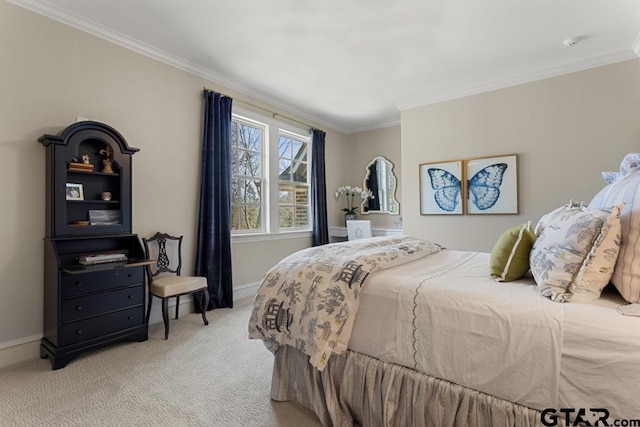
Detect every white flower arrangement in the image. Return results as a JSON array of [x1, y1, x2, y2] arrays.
[[335, 185, 375, 215]]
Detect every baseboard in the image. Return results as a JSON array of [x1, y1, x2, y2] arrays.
[[233, 281, 260, 302], [0, 334, 42, 369], [0, 281, 262, 368]]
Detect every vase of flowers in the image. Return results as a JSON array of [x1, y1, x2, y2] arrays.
[[335, 186, 374, 225]]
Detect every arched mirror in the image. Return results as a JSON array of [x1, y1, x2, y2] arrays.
[[361, 156, 399, 215]]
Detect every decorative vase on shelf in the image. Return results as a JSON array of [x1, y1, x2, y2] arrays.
[[345, 212, 358, 224]]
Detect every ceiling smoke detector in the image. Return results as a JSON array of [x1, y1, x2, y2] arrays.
[[562, 37, 580, 47]]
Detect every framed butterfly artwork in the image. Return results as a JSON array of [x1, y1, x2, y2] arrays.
[[464, 154, 518, 214], [419, 160, 464, 215]]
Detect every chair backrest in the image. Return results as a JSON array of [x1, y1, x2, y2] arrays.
[[346, 220, 373, 240], [142, 232, 184, 281]]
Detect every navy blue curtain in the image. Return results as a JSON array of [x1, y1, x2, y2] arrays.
[[310, 128, 329, 246], [194, 90, 234, 311], [366, 161, 381, 211]]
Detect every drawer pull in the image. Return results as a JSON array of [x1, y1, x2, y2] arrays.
[[75, 305, 83, 311], [127, 273, 132, 278], [127, 295, 133, 299], [75, 282, 83, 287], [76, 329, 83, 335], [128, 316, 134, 320]]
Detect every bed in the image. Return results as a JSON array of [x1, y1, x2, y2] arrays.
[[249, 154, 640, 427]]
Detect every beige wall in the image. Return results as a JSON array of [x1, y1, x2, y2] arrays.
[[401, 59, 640, 251], [0, 1, 349, 352], [344, 126, 402, 228]]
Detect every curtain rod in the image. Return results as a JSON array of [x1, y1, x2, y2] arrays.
[[203, 86, 317, 131]]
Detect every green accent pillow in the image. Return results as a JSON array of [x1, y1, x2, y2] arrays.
[[490, 222, 536, 282]]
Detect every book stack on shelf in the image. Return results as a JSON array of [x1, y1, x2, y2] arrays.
[[78, 252, 127, 265], [89, 210, 122, 225], [68, 162, 94, 172]]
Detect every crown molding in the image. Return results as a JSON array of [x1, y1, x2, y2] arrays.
[[8, 0, 350, 134], [10, 1, 640, 134], [397, 48, 640, 111], [347, 120, 401, 134]]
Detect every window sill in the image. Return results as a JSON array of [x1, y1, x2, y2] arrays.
[[231, 230, 312, 244]]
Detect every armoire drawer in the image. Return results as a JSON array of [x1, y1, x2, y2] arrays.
[[59, 307, 144, 346], [61, 267, 143, 297], [61, 285, 144, 323]]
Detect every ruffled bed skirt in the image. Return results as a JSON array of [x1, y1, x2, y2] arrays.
[[271, 346, 542, 427]]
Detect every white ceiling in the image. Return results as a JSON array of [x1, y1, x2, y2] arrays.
[[11, 0, 640, 133]]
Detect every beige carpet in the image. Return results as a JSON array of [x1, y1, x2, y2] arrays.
[[0, 298, 322, 427]]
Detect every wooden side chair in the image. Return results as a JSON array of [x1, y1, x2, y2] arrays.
[[142, 232, 209, 339]]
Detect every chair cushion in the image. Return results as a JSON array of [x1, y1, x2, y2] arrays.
[[151, 275, 208, 297]]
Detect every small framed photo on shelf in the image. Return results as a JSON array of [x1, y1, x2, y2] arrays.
[[65, 183, 84, 201]]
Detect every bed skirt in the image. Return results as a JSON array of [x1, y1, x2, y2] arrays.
[[271, 346, 543, 427]]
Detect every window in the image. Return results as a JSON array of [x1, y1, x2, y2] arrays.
[[231, 112, 312, 236], [231, 117, 265, 232], [278, 131, 310, 229]]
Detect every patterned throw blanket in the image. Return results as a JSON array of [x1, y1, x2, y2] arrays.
[[248, 236, 441, 371]]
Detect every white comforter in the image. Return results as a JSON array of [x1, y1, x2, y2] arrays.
[[248, 237, 441, 370], [350, 250, 640, 418]]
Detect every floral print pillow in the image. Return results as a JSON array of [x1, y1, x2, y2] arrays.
[[530, 203, 622, 302]]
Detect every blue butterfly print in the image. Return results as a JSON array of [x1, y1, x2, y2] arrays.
[[468, 163, 507, 210], [427, 168, 461, 212]]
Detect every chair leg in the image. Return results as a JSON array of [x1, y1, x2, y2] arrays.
[[145, 289, 153, 323], [175, 295, 180, 319], [201, 289, 209, 326], [161, 298, 170, 340]]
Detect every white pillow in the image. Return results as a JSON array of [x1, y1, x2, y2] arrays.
[[601, 171, 621, 185], [530, 203, 622, 302], [588, 153, 640, 303]]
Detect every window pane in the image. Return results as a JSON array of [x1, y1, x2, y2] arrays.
[[279, 136, 292, 159], [292, 140, 306, 162], [279, 158, 292, 181], [239, 123, 261, 152], [292, 161, 307, 183], [295, 185, 308, 204], [231, 204, 241, 230], [295, 206, 309, 227], [231, 178, 240, 203], [279, 206, 294, 228], [238, 179, 262, 204], [231, 121, 238, 147], [234, 178, 262, 204], [231, 149, 240, 175], [241, 205, 262, 230], [237, 149, 261, 177], [279, 183, 293, 204]]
